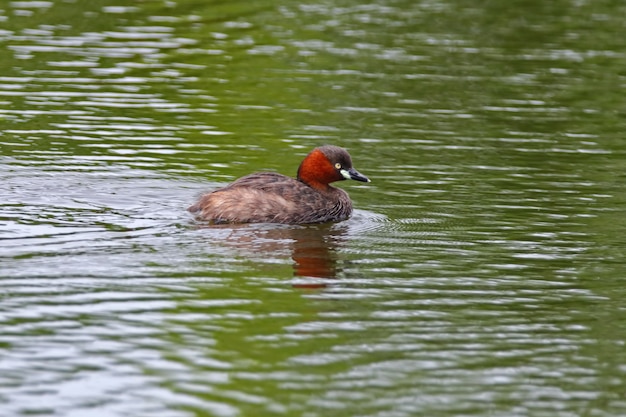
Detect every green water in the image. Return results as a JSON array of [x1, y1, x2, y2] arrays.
[[1, 0, 626, 416]]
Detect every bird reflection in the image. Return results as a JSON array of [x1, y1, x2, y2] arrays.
[[195, 222, 348, 287], [290, 224, 342, 282]]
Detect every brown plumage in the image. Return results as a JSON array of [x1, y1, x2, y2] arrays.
[[188, 145, 370, 224]]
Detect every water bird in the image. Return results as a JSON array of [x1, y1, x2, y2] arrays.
[[188, 145, 370, 224]]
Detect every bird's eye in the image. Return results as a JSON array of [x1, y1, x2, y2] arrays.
[[335, 163, 342, 169]]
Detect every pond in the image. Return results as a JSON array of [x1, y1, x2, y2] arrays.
[[1, 0, 626, 416]]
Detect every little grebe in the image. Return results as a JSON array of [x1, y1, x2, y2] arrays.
[[188, 145, 370, 224]]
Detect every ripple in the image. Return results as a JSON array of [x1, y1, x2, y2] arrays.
[[1, 1, 625, 417]]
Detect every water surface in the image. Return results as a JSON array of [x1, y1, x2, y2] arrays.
[[2, 0, 626, 416]]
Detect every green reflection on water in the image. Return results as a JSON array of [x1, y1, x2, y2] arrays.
[[1, 0, 626, 416]]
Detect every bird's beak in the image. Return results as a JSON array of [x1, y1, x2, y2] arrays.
[[341, 167, 370, 183]]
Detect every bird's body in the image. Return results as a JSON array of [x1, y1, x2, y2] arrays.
[[188, 145, 370, 224]]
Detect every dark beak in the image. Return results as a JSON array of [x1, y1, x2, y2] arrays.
[[348, 167, 370, 183]]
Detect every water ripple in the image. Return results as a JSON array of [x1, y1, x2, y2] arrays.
[[1, 1, 625, 417]]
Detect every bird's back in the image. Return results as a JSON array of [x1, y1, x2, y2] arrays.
[[188, 172, 352, 224]]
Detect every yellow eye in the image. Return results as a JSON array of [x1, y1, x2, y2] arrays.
[[335, 163, 342, 169]]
